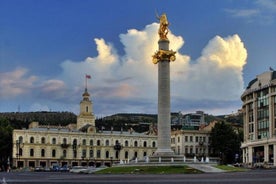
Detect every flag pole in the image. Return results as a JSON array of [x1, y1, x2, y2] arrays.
[[85, 74, 87, 89]]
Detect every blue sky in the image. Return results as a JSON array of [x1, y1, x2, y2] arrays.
[[0, 0, 276, 116]]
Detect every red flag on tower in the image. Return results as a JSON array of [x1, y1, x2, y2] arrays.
[[86, 74, 91, 79]]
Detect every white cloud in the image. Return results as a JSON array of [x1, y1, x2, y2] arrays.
[[0, 67, 37, 99], [225, 9, 260, 18], [57, 23, 247, 115], [256, 0, 276, 11], [173, 34, 247, 101], [0, 23, 247, 115]]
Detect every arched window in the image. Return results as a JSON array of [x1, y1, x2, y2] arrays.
[[63, 138, 67, 144], [19, 136, 23, 143], [97, 140, 101, 146], [125, 140, 128, 147], [41, 149, 45, 157], [134, 151, 138, 158], [90, 140, 93, 146], [30, 137, 34, 143], [134, 141, 138, 147], [143, 151, 147, 157], [73, 139, 77, 145], [152, 141, 156, 147], [52, 149, 56, 157], [30, 149, 34, 157], [115, 151, 119, 159], [86, 106, 89, 112], [105, 140, 109, 146], [143, 141, 147, 147], [82, 139, 86, 145], [105, 151, 109, 158], [125, 151, 128, 159], [52, 138, 56, 144], [41, 137, 45, 144], [63, 150, 67, 158]]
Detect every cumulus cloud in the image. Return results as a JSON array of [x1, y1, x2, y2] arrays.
[[0, 68, 37, 98], [58, 23, 247, 115], [39, 79, 67, 100], [0, 22, 247, 115]]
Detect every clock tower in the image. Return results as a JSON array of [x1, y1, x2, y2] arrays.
[[77, 87, 95, 132]]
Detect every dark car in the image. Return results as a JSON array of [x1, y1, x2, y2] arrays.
[[60, 165, 70, 172], [34, 167, 45, 172]]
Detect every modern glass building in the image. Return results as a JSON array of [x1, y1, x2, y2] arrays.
[[241, 70, 276, 167]]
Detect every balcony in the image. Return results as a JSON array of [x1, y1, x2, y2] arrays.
[[61, 143, 70, 149]]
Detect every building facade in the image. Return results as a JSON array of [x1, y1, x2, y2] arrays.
[[171, 111, 206, 129], [12, 88, 157, 169], [171, 121, 214, 157], [241, 70, 276, 166]]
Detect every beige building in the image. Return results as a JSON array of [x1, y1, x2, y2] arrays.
[[12, 88, 157, 168], [171, 122, 214, 157], [241, 70, 276, 166]]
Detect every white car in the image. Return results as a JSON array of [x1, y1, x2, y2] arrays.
[[69, 166, 88, 173]]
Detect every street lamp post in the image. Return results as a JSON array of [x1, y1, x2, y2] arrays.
[[114, 142, 122, 161], [16, 139, 24, 168]]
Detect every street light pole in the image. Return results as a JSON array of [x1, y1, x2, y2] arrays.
[[16, 139, 24, 168]]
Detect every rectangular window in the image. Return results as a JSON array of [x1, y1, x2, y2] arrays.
[[97, 150, 101, 158], [82, 149, 86, 158], [190, 136, 193, 142], [89, 150, 93, 158], [185, 147, 188, 153]]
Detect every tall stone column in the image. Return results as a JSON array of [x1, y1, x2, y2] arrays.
[[152, 14, 176, 156]]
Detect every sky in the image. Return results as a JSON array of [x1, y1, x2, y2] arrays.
[[0, 0, 276, 117]]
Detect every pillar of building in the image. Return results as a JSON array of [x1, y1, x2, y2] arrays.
[[242, 148, 246, 163], [273, 144, 276, 166], [248, 146, 253, 164], [264, 144, 269, 162]]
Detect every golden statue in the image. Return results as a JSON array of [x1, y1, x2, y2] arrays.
[[152, 49, 176, 64], [152, 13, 176, 64], [157, 13, 169, 40]]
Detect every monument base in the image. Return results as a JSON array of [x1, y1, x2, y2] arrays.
[[153, 148, 174, 156]]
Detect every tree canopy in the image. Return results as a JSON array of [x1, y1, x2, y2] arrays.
[[0, 118, 13, 171], [209, 121, 243, 164]]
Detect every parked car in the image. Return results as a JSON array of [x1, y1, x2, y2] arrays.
[[51, 165, 60, 172], [69, 166, 88, 173], [34, 167, 45, 172], [60, 165, 70, 172]]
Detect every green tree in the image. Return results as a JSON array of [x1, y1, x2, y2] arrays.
[[210, 121, 241, 164], [0, 118, 13, 171]]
